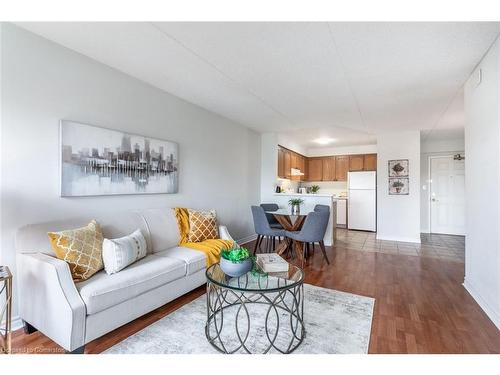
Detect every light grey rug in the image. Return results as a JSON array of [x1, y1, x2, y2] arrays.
[[105, 284, 375, 354]]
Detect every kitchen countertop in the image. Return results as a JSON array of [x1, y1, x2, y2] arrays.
[[273, 193, 348, 199]]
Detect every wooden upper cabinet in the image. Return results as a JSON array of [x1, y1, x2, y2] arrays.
[[277, 145, 308, 180], [298, 155, 307, 181], [283, 149, 291, 179], [322, 157, 336, 181], [363, 154, 377, 171], [307, 158, 323, 181], [277, 145, 376, 181], [335, 156, 349, 181], [290, 152, 297, 169], [349, 155, 364, 171], [277, 147, 285, 178]]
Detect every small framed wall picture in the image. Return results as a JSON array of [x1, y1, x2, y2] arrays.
[[388, 159, 409, 177], [389, 178, 409, 195]]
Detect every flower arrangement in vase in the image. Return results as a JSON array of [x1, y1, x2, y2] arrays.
[[288, 198, 304, 215], [220, 246, 253, 277]]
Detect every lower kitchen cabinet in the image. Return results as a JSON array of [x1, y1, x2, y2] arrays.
[[335, 199, 347, 227]]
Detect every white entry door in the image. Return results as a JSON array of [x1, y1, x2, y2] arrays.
[[430, 156, 465, 235]]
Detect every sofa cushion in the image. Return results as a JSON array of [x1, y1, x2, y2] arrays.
[[138, 208, 180, 252], [155, 246, 206, 275], [102, 229, 148, 275], [187, 209, 219, 242], [76, 254, 185, 314], [48, 220, 104, 282]]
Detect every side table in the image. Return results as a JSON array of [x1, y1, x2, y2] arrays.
[[0, 266, 12, 354]]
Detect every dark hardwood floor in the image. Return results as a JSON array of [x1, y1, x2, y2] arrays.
[[10, 233, 500, 354]]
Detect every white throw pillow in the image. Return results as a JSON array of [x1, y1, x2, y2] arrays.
[[102, 229, 148, 275]]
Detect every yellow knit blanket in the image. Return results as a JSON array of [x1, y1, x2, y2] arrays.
[[174, 207, 234, 267]]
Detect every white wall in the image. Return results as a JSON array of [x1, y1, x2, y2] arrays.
[[463, 36, 500, 328], [260, 133, 280, 202], [376, 131, 421, 243], [0, 24, 261, 319], [420, 137, 465, 154], [300, 181, 347, 196], [307, 144, 377, 157], [277, 134, 308, 156]]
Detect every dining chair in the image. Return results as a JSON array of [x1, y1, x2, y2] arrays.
[[251, 206, 285, 255], [285, 211, 330, 268], [313, 204, 330, 213], [260, 203, 283, 229]]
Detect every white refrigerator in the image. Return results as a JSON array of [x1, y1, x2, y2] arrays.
[[348, 171, 376, 232]]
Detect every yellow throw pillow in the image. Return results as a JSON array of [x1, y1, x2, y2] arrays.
[[187, 209, 219, 243], [48, 220, 104, 282]]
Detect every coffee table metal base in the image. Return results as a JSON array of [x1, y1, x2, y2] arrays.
[[205, 281, 305, 354]]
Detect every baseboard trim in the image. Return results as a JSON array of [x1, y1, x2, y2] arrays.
[[463, 278, 500, 329], [376, 234, 421, 244], [236, 234, 258, 246], [1, 315, 23, 332]]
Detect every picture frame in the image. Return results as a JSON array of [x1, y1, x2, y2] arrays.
[[388, 159, 409, 177], [60, 120, 179, 197], [389, 177, 409, 195]]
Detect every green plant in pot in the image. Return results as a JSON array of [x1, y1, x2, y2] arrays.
[[310, 185, 320, 194], [288, 198, 304, 215], [391, 180, 405, 193], [220, 246, 253, 277]]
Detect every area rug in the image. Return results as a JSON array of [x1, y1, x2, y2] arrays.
[[105, 284, 375, 354]]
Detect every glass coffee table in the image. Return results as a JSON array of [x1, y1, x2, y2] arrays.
[[205, 263, 305, 354]]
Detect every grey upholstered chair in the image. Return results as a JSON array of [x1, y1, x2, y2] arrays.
[[285, 211, 330, 267], [314, 204, 330, 213], [260, 203, 283, 229], [251, 206, 285, 255]]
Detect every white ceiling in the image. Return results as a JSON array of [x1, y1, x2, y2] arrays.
[[17, 22, 500, 147]]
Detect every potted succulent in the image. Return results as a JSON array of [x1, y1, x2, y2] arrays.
[[288, 198, 304, 215], [391, 180, 405, 193], [220, 246, 253, 277], [310, 185, 320, 194]]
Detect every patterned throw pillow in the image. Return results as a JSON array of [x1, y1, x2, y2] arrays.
[[102, 229, 147, 275], [48, 220, 104, 282], [187, 209, 219, 243]]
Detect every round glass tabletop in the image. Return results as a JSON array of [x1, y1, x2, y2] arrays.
[[205, 262, 304, 293]]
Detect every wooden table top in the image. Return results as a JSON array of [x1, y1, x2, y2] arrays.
[[265, 208, 314, 217]]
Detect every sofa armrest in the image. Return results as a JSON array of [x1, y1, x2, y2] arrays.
[[18, 253, 86, 351], [219, 225, 235, 243]]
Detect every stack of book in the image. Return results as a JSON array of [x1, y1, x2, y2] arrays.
[[256, 253, 289, 273]]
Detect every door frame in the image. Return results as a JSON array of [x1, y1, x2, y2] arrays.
[[428, 154, 465, 235]]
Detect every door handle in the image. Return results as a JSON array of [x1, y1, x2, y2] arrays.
[[431, 198, 438, 202]]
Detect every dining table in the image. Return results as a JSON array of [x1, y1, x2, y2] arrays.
[[265, 208, 314, 265]]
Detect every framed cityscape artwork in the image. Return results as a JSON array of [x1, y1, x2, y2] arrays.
[[389, 177, 409, 195], [60, 120, 179, 197], [388, 159, 409, 177]]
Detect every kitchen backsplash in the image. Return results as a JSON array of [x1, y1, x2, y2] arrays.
[[300, 181, 348, 195]]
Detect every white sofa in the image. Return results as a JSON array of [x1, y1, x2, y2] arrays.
[[15, 208, 234, 353]]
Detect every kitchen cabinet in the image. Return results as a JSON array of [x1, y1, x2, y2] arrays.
[[307, 158, 323, 181], [277, 145, 307, 181], [277, 147, 285, 178], [284, 149, 291, 179], [335, 199, 347, 227], [276, 146, 375, 182], [349, 155, 364, 171], [335, 156, 349, 181], [298, 155, 307, 180], [363, 154, 377, 171], [322, 157, 336, 181]]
